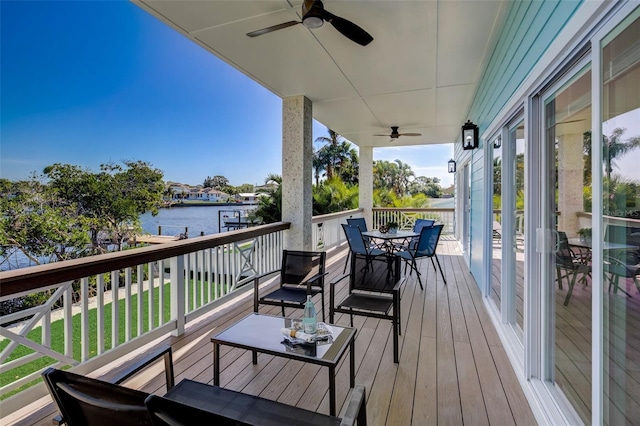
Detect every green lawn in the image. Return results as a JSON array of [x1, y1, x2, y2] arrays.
[[0, 277, 231, 399]]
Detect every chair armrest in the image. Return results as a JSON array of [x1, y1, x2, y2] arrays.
[[340, 385, 367, 426], [254, 269, 282, 282], [330, 274, 350, 287], [305, 271, 329, 285], [112, 344, 175, 392]]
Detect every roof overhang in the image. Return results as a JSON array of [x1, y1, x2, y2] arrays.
[[134, 0, 507, 148]]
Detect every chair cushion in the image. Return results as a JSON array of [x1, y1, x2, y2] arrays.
[[338, 293, 394, 314], [261, 287, 319, 304]]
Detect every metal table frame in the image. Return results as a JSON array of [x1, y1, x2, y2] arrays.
[[211, 313, 356, 416]]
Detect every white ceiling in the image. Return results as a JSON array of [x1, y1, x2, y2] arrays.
[[134, 0, 507, 148]]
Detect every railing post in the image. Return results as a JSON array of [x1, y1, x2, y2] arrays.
[[171, 255, 185, 336]]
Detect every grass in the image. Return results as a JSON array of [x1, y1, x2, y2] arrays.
[[0, 277, 233, 400]]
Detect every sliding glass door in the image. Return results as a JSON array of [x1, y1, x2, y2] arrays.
[[542, 64, 593, 422]]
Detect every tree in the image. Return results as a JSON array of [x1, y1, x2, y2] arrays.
[[41, 161, 165, 253], [204, 175, 230, 191], [313, 128, 359, 184], [312, 177, 359, 215], [0, 175, 93, 266], [251, 174, 282, 224], [583, 128, 640, 181], [409, 176, 442, 198]]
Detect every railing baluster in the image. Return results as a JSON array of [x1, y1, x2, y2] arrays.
[[137, 264, 143, 336], [111, 270, 119, 349], [148, 262, 155, 330], [97, 273, 105, 354], [158, 260, 165, 325], [81, 277, 89, 362], [63, 285, 73, 359], [170, 255, 185, 336], [124, 267, 132, 341]]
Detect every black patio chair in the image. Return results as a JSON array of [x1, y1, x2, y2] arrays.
[[145, 381, 368, 426], [605, 255, 640, 296], [330, 254, 404, 363], [555, 233, 591, 306], [42, 345, 175, 426], [394, 224, 446, 289], [254, 250, 327, 321]]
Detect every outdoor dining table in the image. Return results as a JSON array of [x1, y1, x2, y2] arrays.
[[568, 238, 639, 251], [361, 230, 418, 255]]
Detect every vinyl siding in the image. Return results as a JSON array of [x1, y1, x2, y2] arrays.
[[460, 0, 583, 282]]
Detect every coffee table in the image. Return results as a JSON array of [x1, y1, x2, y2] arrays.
[[211, 313, 356, 416]]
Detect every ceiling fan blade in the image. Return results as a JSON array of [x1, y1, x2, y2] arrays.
[[246, 21, 300, 38], [399, 133, 422, 137], [374, 134, 390, 137], [323, 12, 373, 46]]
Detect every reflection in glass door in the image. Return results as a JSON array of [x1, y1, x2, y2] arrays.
[[490, 121, 525, 336], [543, 65, 592, 423], [601, 13, 640, 425]]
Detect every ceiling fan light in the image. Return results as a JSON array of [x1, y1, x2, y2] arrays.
[[303, 15, 324, 29]]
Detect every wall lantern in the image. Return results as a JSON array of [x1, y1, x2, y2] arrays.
[[493, 135, 502, 149], [448, 159, 456, 173], [461, 120, 479, 150]]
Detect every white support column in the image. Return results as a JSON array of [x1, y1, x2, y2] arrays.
[[359, 146, 374, 225], [282, 95, 313, 251], [557, 133, 584, 236]]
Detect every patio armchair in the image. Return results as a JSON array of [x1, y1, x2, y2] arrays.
[[42, 345, 175, 426], [254, 250, 327, 321], [555, 233, 591, 306], [144, 380, 368, 426], [394, 224, 446, 289], [330, 254, 404, 363]]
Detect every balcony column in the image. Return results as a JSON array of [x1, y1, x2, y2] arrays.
[[359, 145, 374, 225], [557, 133, 584, 236], [282, 95, 313, 251]]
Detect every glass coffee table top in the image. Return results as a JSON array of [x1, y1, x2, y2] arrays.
[[211, 313, 355, 364]]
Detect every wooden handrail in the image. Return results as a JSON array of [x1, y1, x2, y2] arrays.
[[0, 222, 290, 297]]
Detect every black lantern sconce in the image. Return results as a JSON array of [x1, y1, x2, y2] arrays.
[[448, 159, 456, 173], [493, 135, 502, 149], [461, 120, 479, 150]]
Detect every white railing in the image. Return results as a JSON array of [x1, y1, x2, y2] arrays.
[[372, 208, 455, 234], [0, 223, 288, 412], [312, 208, 363, 250]]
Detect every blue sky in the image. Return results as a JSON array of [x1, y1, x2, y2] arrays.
[[1, 1, 453, 188]]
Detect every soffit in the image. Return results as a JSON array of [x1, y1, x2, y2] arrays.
[[135, 0, 507, 148]]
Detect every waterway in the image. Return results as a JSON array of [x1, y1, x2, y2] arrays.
[[1, 205, 254, 270], [140, 205, 254, 237]]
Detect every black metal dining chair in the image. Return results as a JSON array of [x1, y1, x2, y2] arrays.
[[330, 254, 404, 363], [555, 232, 591, 306], [394, 224, 445, 289], [341, 223, 386, 273], [253, 250, 327, 321]]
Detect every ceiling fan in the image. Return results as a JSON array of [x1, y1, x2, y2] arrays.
[[246, 0, 373, 46], [375, 126, 422, 141]]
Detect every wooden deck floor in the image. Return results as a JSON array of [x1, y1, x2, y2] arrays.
[[10, 238, 536, 426]]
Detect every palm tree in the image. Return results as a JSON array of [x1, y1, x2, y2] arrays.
[[252, 174, 282, 224], [583, 128, 640, 181], [314, 128, 346, 180]]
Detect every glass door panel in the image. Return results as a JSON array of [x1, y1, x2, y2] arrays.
[[601, 12, 640, 425], [544, 66, 592, 423], [491, 135, 503, 312], [513, 123, 525, 332]]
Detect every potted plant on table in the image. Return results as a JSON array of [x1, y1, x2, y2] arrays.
[[578, 227, 592, 244], [386, 221, 399, 234]]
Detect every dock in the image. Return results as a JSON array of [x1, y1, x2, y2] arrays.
[[133, 235, 180, 245]]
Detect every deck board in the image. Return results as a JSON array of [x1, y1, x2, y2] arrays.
[[10, 239, 535, 426]]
